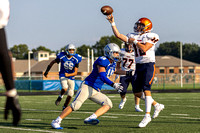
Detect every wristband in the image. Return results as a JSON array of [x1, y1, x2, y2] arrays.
[[6, 89, 17, 97], [133, 40, 138, 45], [111, 22, 116, 26]]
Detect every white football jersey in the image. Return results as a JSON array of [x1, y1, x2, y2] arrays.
[[127, 32, 159, 64], [0, 0, 10, 29], [120, 48, 136, 76]]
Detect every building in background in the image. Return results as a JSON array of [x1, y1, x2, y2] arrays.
[[12, 51, 200, 82]]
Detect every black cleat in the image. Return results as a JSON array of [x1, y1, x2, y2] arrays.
[[55, 96, 62, 106]]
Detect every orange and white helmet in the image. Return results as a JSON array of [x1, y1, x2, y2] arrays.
[[134, 17, 152, 34]]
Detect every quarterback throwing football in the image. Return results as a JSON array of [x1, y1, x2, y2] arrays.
[[106, 14, 164, 128]]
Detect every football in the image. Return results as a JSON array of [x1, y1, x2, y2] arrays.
[[101, 5, 113, 15]]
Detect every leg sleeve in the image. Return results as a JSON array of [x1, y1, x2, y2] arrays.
[[0, 28, 14, 91]]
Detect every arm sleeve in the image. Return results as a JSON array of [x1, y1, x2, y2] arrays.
[[99, 72, 114, 86], [55, 58, 60, 64], [75, 63, 79, 68]]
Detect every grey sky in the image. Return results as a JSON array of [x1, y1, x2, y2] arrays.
[[6, 0, 200, 51]]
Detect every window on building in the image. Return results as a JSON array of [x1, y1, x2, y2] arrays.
[[189, 69, 194, 73], [160, 69, 164, 73], [45, 54, 47, 57], [169, 69, 174, 73], [40, 54, 43, 57], [179, 69, 183, 73]]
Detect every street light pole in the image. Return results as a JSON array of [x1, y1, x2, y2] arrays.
[[28, 50, 33, 92], [28, 50, 33, 78], [180, 42, 183, 88]]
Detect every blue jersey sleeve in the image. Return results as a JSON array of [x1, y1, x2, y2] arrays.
[[76, 54, 82, 63], [56, 53, 61, 61], [73, 54, 82, 64], [56, 52, 66, 63], [96, 56, 110, 68]]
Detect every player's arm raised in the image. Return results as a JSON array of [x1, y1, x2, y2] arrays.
[[106, 14, 128, 42]]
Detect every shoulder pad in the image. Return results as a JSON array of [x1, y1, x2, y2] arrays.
[[126, 33, 136, 38], [146, 33, 159, 40], [74, 54, 82, 63], [97, 56, 109, 67]]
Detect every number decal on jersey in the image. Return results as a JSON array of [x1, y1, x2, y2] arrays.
[[133, 43, 146, 57], [100, 57, 107, 60], [107, 67, 115, 77], [122, 58, 134, 68], [151, 37, 159, 43], [64, 61, 74, 70]]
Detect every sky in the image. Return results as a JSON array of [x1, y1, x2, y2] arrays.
[[6, 0, 200, 51]]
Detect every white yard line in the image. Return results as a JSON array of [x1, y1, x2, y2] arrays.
[[171, 113, 189, 116], [0, 126, 63, 133], [101, 116, 118, 118], [25, 119, 42, 121]]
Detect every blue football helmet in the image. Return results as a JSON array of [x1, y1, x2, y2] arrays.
[[104, 43, 121, 62], [65, 44, 76, 56]]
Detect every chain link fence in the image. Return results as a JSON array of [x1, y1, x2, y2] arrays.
[[0, 74, 200, 92]]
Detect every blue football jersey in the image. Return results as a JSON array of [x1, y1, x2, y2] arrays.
[[84, 56, 116, 91], [56, 52, 82, 80]]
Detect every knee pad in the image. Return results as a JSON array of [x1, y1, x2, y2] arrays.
[[102, 97, 113, 108], [71, 100, 83, 111], [67, 89, 74, 97]]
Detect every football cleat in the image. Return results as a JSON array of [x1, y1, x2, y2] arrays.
[[84, 118, 99, 125], [152, 104, 165, 119], [135, 107, 143, 112], [55, 96, 62, 106], [138, 115, 151, 128], [119, 98, 127, 109], [51, 120, 63, 129]]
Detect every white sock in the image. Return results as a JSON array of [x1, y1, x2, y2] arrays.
[[122, 97, 127, 102], [56, 116, 62, 122], [154, 103, 159, 107], [145, 113, 151, 117], [145, 96, 154, 113], [89, 113, 97, 119], [135, 105, 140, 108], [59, 95, 64, 98]]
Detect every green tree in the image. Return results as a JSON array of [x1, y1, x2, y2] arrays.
[[77, 44, 91, 57], [10, 44, 29, 59], [155, 41, 181, 57], [182, 43, 200, 64], [156, 41, 200, 64], [32, 46, 53, 53], [92, 35, 122, 57]]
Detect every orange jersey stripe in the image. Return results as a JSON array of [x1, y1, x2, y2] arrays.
[[149, 64, 156, 85]]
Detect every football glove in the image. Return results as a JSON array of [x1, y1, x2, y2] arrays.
[[112, 83, 123, 93], [126, 69, 135, 76], [4, 95, 21, 126]]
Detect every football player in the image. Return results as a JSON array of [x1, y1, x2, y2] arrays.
[[0, 0, 21, 126], [44, 44, 82, 110], [106, 14, 164, 128], [51, 43, 134, 129], [117, 42, 143, 112]]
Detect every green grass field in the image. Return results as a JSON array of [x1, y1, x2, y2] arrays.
[[0, 93, 199, 133]]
